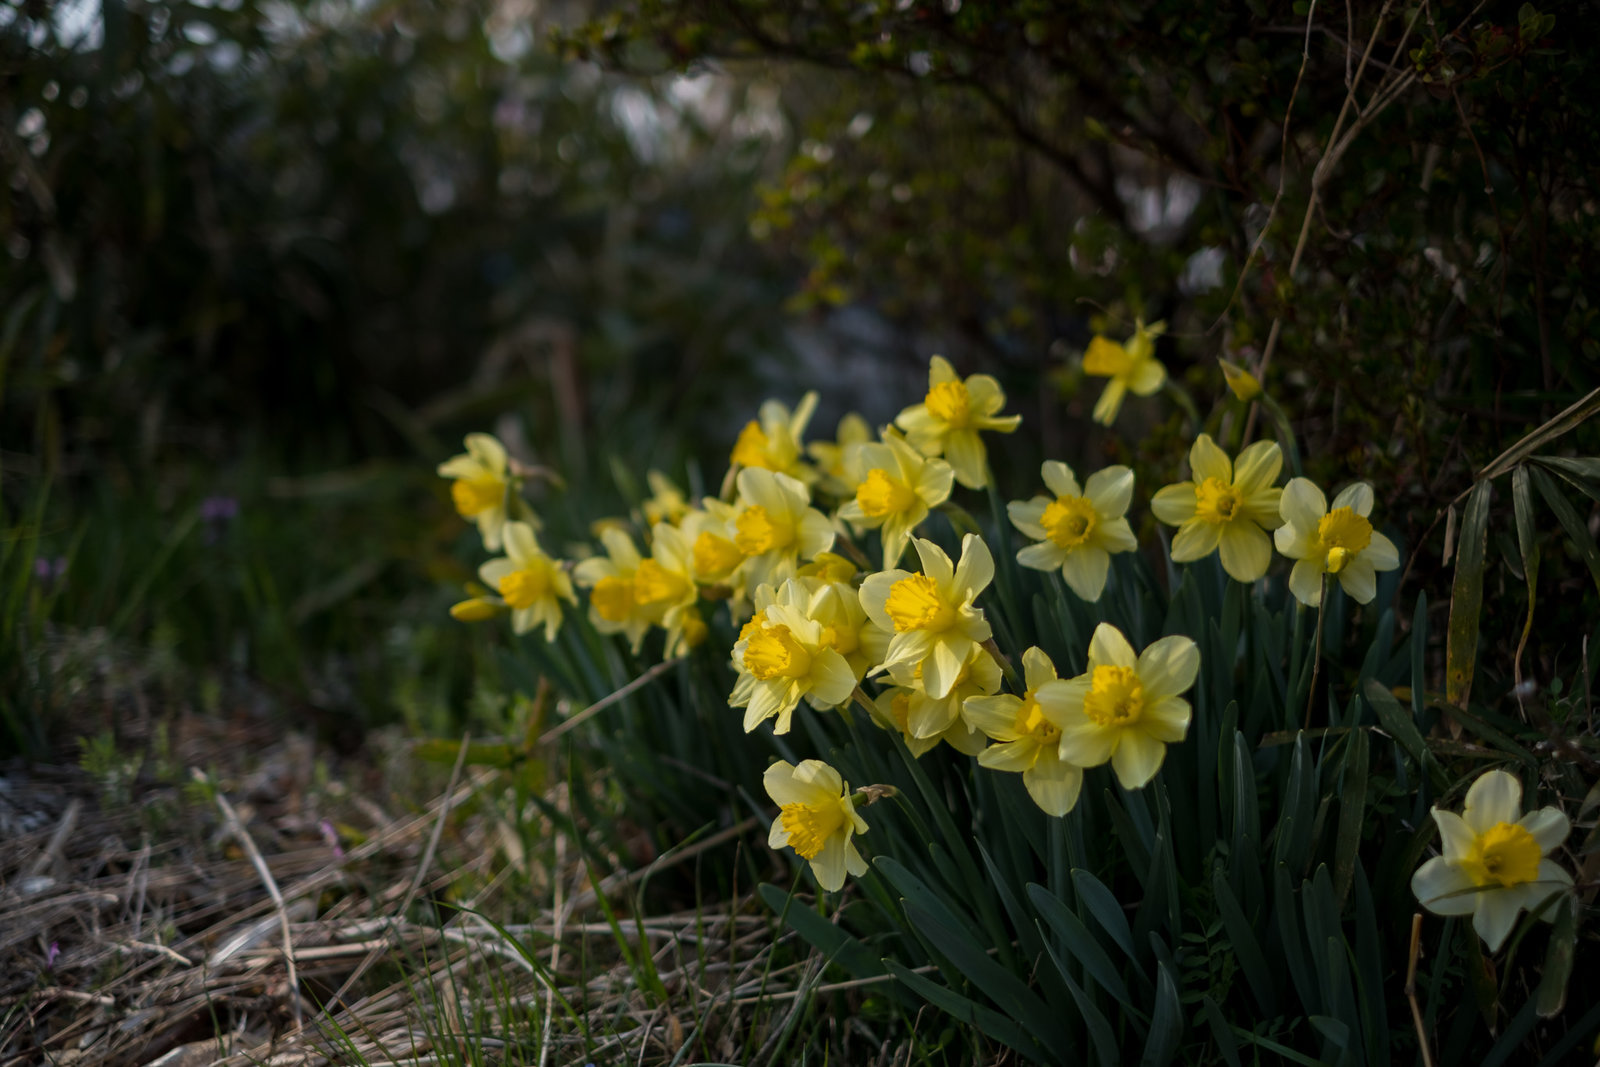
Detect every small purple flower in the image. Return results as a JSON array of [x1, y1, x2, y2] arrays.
[[33, 556, 66, 584], [320, 819, 344, 859], [200, 495, 240, 543], [44, 941, 60, 969]]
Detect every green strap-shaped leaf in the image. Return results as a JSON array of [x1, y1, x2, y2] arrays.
[[1536, 893, 1577, 1018], [883, 959, 1049, 1061], [1446, 478, 1492, 710], [1477, 385, 1600, 481], [1210, 867, 1278, 1015], [1036, 924, 1123, 1067], [757, 883, 887, 984], [1139, 960, 1183, 1067], [1198, 995, 1243, 1067], [1072, 867, 1138, 964], [1027, 882, 1134, 1010], [1530, 465, 1600, 596], [1333, 728, 1369, 907], [1532, 454, 1600, 504]]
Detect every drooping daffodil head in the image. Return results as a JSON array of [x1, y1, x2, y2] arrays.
[[1411, 769, 1572, 952], [438, 432, 527, 551], [764, 759, 870, 892], [965, 647, 1084, 816], [477, 521, 576, 641]]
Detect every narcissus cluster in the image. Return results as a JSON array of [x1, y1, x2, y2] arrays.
[[437, 351, 1427, 897]]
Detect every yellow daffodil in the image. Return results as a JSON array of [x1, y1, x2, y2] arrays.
[[807, 411, 873, 498], [870, 683, 988, 757], [1411, 769, 1572, 952], [641, 470, 691, 526], [1217, 357, 1262, 402], [859, 534, 994, 700], [731, 392, 820, 484], [964, 647, 1083, 816], [572, 527, 653, 652], [894, 356, 1021, 489], [1274, 479, 1400, 606], [1151, 434, 1283, 582], [438, 432, 525, 551], [764, 759, 869, 892], [1008, 461, 1137, 602], [731, 468, 836, 591], [731, 580, 858, 733], [682, 502, 744, 585], [797, 552, 859, 583], [885, 644, 1001, 745], [637, 523, 705, 655], [1056, 623, 1199, 790], [1082, 320, 1166, 426], [837, 428, 955, 566], [796, 576, 889, 681], [478, 522, 576, 641]]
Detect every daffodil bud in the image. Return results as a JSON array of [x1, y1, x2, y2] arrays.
[[1218, 357, 1263, 402]]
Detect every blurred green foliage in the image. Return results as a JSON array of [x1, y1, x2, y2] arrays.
[[0, 0, 804, 751]]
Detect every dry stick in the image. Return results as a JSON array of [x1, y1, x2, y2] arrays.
[[1241, 0, 1401, 446], [561, 817, 763, 919], [1404, 913, 1437, 1067], [1214, 0, 1320, 332], [28, 798, 81, 879], [539, 658, 683, 744], [199, 769, 304, 1029], [294, 734, 473, 1039]]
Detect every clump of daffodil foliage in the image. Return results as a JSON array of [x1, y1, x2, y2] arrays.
[[436, 350, 1592, 1066]]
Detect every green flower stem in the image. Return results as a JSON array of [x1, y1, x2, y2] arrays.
[[1163, 379, 1202, 437]]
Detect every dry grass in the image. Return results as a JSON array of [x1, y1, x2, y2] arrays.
[[0, 720, 861, 1067]]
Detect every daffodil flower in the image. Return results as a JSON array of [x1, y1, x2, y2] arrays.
[[859, 534, 994, 700], [438, 433, 523, 551], [572, 527, 652, 652], [764, 759, 869, 892], [1411, 769, 1572, 952], [637, 523, 705, 655], [1008, 461, 1137, 602], [807, 411, 873, 498], [1082, 320, 1166, 426], [795, 576, 889, 681], [869, 685, 985, 757], [1274, 479, 1400, 606], [1151, 434, 1283, 583], [885, 643, 1001, 744], [965, 647, 1083, 816], [731, 392, 820, 484], [894, 356, 1021, 489], [838, 428, 955, 566], [1057, 623, 1199, 790], [731, 467, 836, 592], [731, 580, 858, 733], [641, 470, 690, 526], [478, 521, 576, 641]]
